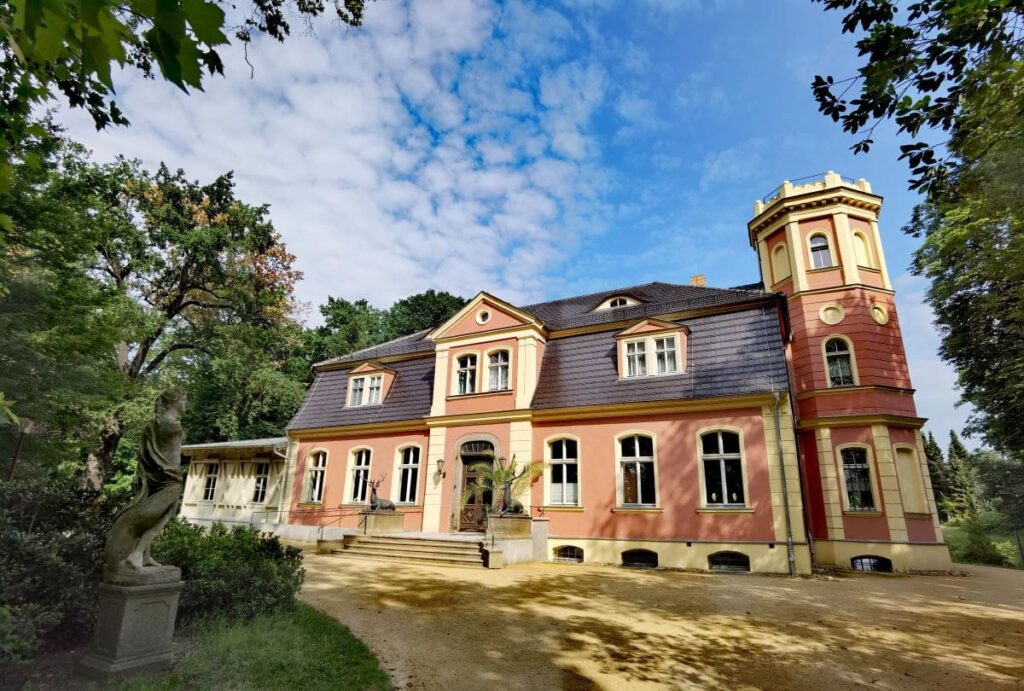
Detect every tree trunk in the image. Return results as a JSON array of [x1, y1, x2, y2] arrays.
[[83, 413, 124, 491], [1016, 529, 1024, 566]]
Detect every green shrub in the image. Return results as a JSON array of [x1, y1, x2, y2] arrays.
[[0, 477, 122, 662], [152, 519, 305, 623], [955, 514, 1011, 566]]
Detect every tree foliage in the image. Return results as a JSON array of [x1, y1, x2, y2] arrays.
[[923, 431, 952, 520], [812, 0, 1024, 193]]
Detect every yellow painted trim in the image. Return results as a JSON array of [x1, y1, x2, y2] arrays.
[[288, 419, 428, 439], [770, 242, 791, 284], [696, 508, 755, 514], [795, 384, 915, 399], [433, 322, 546, 346], [426, 409, 533, 427], [798, 414, 927, 429], [749, 190, 882, 244], [349, 361, 397, 376], [533, 393, 778, 421], [611, 507, 664, 514]]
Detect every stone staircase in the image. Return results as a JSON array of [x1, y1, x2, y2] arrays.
[[325, 533, 487, 567]]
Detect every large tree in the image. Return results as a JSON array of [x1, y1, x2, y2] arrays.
[[972, 450, 1024, 562], [923, 431, 952, 520], [946, 430, 980, 517], [811, 0, 1024, 193]]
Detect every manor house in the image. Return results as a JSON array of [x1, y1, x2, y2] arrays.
[[180, 172, 951, 574]]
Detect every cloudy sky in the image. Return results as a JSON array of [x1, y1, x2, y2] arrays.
[[57, 0, 973, 445]]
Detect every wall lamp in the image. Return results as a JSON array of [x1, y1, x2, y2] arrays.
[[435, 458, 446, 478]]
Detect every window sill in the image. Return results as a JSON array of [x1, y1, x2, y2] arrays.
[[807, 266, 840, 273], [339, 503, 369, 509], [296, 502, 323, 507], [541, 505, 584, 512], [621, 371, 685, 381], [447, 389, 512, 400], [844, 509, 883, 516], [696, 507, 754, 514], [612, 507, 663, 514], [347, 403, 383, 409], [904, 511, 932, 518]]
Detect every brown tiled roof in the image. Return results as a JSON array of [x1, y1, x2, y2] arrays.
[[530, 304, 788, 410], [316, 282, 771, 367], [287, 356, 434, 431]]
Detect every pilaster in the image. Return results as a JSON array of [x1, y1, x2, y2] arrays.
[[868, 220, 893, 290], [832, 212, 862, 285], [422, 426, 448, 532], [508, 420, 534, 510], [784, 221, 809, 293], [815, 428, 844, 539], [871, 424, 908, 542], [430, 349, 449, 417], [761, 404, 805, 543]]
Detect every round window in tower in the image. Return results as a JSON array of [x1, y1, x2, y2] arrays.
[[476, 309, 491, 325], [870, 304, 889, 325], [819, 303, 846, 326]]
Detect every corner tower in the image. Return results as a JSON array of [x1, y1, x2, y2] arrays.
[[749, 172, 951, 572]]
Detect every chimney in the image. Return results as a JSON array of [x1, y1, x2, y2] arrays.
[[689, 274, 706, 287]]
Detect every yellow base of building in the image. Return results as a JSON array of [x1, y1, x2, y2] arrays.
[[813, 540, 953, 572]]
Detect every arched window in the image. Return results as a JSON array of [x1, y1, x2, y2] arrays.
[[851, 555, 892, 572], [771, 243, 791, 282], [621, 549, 658, 568], [841, 447, 875, 511], [894, 446, 928, 514], [548, 438, 579, 506], [487, 350, 510, 391], [397, 446, 420, 504], [700, 430, 745, 506], [708, 551, 750, 573], [350, 449, 371, 503], [809, 234, 834, 269], [307, 451, 327, 503], [853, 231, 874, 268], [456, 354, 477, 395], [825, 337, 855, 387], [610, 297, 628, 308], [553, 545, 584, 564], [618, 434, 656, 507]]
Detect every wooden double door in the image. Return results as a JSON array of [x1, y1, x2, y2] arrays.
[[459, 453, 493, 532]]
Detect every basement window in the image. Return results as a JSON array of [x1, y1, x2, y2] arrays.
[[708, 551, 751, 573], [553, 546, 584, 564], [621, 549, 658, 569], [851, 555, 893, 573]]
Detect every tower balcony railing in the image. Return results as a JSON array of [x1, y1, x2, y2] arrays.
[[754, 171, 871, 216]]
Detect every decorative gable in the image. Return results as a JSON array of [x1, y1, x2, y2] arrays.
[[615, 319, 689, 378], [430, 292, 544, 341]]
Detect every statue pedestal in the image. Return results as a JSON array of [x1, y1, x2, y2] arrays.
[[360, 510, 404, 534], [78, 576, 183, 682], [486, 514, 532, 539]]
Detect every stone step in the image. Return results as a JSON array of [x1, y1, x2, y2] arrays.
[[330, 547, 484, 566], [354, 534, 484, 548], [351, 540, 483, 556]]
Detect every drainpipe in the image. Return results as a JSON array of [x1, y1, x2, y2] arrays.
[[773, 390, 797, 576]]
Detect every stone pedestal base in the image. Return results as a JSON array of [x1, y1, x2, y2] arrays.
[[486, 514, 532, 539], [360, 510, 405, 534], [78, 578, 183, 682]]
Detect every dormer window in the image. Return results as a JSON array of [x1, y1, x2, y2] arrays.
[[625, 340, 647, 377], [595, 295, 640, 311], [349, 374, 383, 407], [616, 319, 687, 380], [456, 354, 477, 394], [654, 337, 678, 374]]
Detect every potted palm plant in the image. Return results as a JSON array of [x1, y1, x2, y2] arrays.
[[461, 455, 541, 537]]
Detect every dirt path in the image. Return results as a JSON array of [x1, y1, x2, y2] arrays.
[[301, 554, 1024, 690]]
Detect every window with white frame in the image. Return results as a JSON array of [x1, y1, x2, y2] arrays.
[[841, 447, 875, 511], [809, 234, 834, 269], [700, 431, 745, 506], [351, 449, 371, 502], [307, 451, 327, 503], [456, 354, 477, 395], [825, 338, 855, 387], [619, 434, 656, 506], [488, 351, 510, 391], [625, 340, 647, 377], [397, 446, 420, 504], [548, 438, 579, 506], [654, 337, 678, 374], [252, 462, 270, 503], [203, 463, 219, 501], [349, 374, 382, 407]]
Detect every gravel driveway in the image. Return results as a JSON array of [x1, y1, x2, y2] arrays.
[[301, 553, 1024, 690]]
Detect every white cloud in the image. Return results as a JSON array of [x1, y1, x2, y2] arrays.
[[699, 140, 764, 190], [673, 70, 729, 112], [59, 0, 610, 316]]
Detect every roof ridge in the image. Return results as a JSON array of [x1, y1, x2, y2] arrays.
[[314, 328, 432, 367], [522, 281, 663, 310]]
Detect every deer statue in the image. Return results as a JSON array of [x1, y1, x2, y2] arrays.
[[368, 475, 396, 512]]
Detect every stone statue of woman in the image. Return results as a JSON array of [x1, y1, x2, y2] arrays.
[[103, 388, 187, 584]]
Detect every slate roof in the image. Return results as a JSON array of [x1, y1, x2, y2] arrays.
[[531, 305, 789, 410], [316, 281, 771, 368], [182, 437, 288, 451], [287, 356, 434, 432]]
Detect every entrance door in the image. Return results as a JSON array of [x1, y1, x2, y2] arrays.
[[459, 444, 494, 532]]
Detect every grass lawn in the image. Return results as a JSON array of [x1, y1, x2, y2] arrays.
[[943, 525, 1024, 568], [120, 604, 390, 691]]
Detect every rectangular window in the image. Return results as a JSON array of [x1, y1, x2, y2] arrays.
[[203, 463, 219, 501], [457, 355, 477, 395], [367, 375, 382, 405], [349, 377, 365, 406], [654, 337, 678, 374], [626, 340, 647, 377], [351, 449, 371, 502], [701, 431, 745, 506], [252, 462, 270, 503], [488, 351, 510, 391], [549, 438, 579, 506], [619, 434, 655, 506], [841, 447, 875, 511], [398, 447, 419, 504], [308, 452, 327, 503]]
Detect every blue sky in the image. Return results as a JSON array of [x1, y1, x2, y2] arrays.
[[58, 0, 973, 445]]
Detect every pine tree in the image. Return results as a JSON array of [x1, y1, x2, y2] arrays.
[[923, 431, 952, 521], [947, 431, 980, 518]]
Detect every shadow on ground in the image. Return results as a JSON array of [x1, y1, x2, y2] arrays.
[[301, 555, 1024, 690]]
